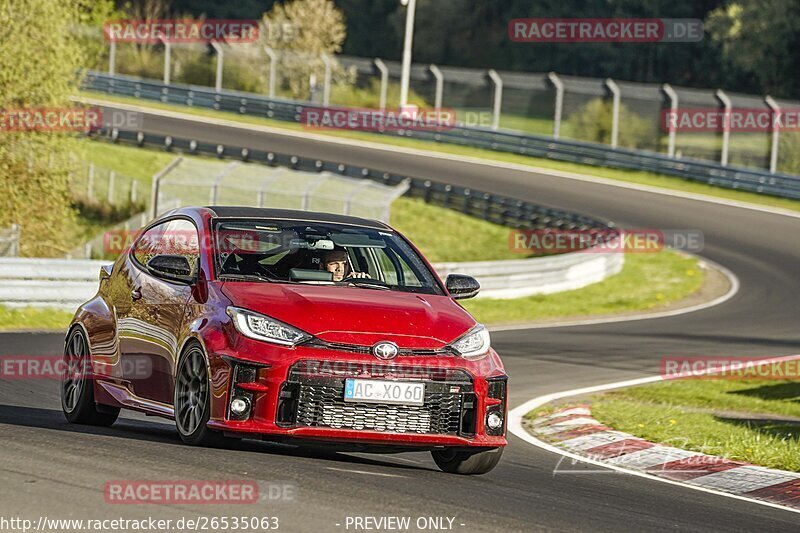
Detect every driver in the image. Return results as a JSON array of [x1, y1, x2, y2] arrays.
[[322, 249, 369, 282]]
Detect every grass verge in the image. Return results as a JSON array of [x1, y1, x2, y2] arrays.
[[590, 371, 800, 472], [0, 306, 74, 332], [80, 91, 800, 213], [462, 250, 703, 324]]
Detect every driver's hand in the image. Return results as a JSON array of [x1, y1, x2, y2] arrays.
[[350, 271, 370, 278]]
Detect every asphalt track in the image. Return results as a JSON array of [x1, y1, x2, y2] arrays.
[[1, 106, 799, 531]]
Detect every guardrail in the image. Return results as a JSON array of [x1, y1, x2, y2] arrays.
[[0, 258, 102, 309], [82, 71, 800, 200], [93, 129, 609, 233], [0, 250, 623, 309]]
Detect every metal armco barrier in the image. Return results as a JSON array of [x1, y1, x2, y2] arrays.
[[82, 71, 800, 200], [96, 128, 611, 233], [0, 250, 623, 308], [0, 258, 103, 309]]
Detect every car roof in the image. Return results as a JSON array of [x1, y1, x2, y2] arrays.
[[204, 206, 391, 230]]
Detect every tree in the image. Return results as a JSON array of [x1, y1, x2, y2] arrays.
[[707, 0, 800, 97], [0, 0, 115, 256], [261, 0, 348, 99]]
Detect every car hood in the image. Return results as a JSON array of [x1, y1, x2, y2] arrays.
[[221, 282, 476, 349]]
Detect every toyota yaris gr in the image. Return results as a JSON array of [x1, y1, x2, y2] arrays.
[[62, 206, 508, 474]]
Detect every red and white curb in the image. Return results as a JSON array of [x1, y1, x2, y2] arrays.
[[528, 405, 800, 511], [508, 354, 800, 516]]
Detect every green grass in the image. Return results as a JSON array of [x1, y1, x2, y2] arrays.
[[462, 250, 703, 324], [0, 306, 74, 332], [591, 373, 800, 472], [390, 197, 528, 262], [79, 91, 800, 213], [81, 139, 181, 184]]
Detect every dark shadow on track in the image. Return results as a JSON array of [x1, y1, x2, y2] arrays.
[[0, 403, 434, 472]]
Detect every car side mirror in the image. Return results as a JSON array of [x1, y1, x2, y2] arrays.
[[147, 254, 196, 285], [446, 274, 480, 300]]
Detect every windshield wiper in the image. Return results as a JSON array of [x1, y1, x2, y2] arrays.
[[219, 272, 273, 283]]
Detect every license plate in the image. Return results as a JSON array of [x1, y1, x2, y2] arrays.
[[344, 379, 425, 406]]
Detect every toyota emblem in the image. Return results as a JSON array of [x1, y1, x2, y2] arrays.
[[372, 341, 399, 360]]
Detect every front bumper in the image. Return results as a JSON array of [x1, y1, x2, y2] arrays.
[[205, 337, 508, 449]]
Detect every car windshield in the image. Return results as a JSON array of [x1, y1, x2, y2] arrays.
[[213, 219, 444, 295]]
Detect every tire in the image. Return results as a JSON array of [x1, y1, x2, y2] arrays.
[[174, 343, 226, 447], [61, 327, 120, 426], [431, 447, 504, 475]]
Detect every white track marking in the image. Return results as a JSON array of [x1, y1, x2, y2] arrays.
[[325, 467, 406, 478], [605, 447, 703, 469], [687, 466, 800, 493], [508, 353, 800, 516], [489, 255, 740, 332]]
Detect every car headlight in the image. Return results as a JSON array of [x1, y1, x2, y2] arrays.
[[450, 324, 491, 359], [227, 307, 312, 346]]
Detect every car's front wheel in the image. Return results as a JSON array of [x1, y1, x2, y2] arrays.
[[174, 343, 227, 447], [61, 327, 120, 426], [431, 447, 503, 475]]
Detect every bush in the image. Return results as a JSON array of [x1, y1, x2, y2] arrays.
[[563, 98, 658, 149]]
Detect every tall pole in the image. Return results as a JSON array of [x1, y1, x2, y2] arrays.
[[399, 0, 417, 109], [716, 89, 731, 167], [605, 78, 621, 149], [548, 72, 564, 139], [109, 40, 116, 76], [211, 41, 224, 93], [662, 83, 679, 158], [765, 96, 781, 174]]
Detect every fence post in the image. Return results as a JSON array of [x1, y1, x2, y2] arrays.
[[11, 224, 20, 257], [130, 180, 138, 204], [662, 83, 679, 158], [344, 180, 373, 215], [211, 41, 224, 93], [108, 40, 116, 76], [715, 89, 732, 167], [548, 72, 564, 139], [263, 46, 277, 98], [87, 164, 95, 199], [209, 162, 239, 205], [320, 53, 332, 106], [160, 38, 171, 85], [151, 157, 183, 218], [487, 69, 503, 131], [107, 171, 116, 204], [605, 78, 621, 149], [302, 173, 329, 211], [765, 96, 781, 174], [374, 58, 389, 112], [429, 64, 443, 111]]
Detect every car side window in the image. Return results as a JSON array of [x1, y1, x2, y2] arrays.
[[161, 219, 200, 275], [132, 222, 169, 268], [132, 219, 200, 275]]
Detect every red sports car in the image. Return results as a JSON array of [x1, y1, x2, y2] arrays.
[[62, 207, 507, 474]]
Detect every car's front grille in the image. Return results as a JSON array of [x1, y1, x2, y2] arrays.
[[303, 339, 459, 357], [277, 362, 476, 436]]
